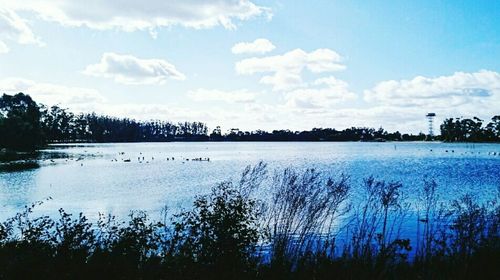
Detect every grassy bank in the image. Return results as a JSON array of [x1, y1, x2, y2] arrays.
[[0, 163, 498, 279]]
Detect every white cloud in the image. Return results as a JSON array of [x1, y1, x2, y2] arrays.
[[0, 8, 44, 53], [235, 48, 345, 91], [305, 106, 426, 132], [236, 103, 433, 133], [0, 78, 106, 110], [361, 70, 500, 132], [0, 40, 9, 53], [0, 77, 264, 130], [231, 38, 275, 54], [0, 77, 228, 124], [1, 0, 271, 32], [0, 77, 229, 126], [285, 76, 356, 110], [364, 70, 500, 108], [188, 88, 256, 103], [243, 70, 500, 133], [83, 53, 186, 85], [0, 76, 452, 134], [97, 104, 219, 123]]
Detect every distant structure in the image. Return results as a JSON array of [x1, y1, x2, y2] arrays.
[[426, 113, 436, 137]]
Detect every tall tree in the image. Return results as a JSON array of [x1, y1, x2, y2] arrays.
[[0, 93, 43, 150]]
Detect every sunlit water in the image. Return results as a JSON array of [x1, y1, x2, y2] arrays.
[[1, 142, 499, 227]]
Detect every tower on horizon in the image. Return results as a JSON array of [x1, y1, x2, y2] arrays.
[[426, 113, 436, 137]]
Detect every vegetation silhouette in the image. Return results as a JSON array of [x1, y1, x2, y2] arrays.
[[0, 93, 43, 150], [440, 116, 500, 142], [0, 164, 498, 279], [3, 93, 499, 152], [8, 92, 498, 152]]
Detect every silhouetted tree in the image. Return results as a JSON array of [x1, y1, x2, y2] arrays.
[[440, 116, 499, 142], [0, 93, 43, 150]]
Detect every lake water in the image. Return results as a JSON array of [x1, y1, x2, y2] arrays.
[[1, 142, 500, 223]]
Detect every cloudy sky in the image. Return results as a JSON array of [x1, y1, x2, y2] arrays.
[[1, 0, 499, 133]]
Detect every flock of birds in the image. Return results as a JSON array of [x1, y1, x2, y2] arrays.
[[41, 151, 211, 167], [428, 149, 500, 156], [40, 148, 500, 167], [114, 152, 210, 164]]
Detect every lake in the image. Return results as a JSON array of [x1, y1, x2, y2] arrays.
[[1, 142, 500, 222]]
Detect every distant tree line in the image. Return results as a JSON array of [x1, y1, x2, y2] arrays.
[[440, 116, 500, 142], [2, 93, 499, 150], [210, 126, 426, 142], [0, 93, 208, 150], [42, 106, 209, 143]]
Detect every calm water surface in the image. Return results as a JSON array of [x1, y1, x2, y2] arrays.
[[1, 142, 499, 222]]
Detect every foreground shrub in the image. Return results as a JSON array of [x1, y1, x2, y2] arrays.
[[169, 181, 260, 279], [0, 164, 498, 279]]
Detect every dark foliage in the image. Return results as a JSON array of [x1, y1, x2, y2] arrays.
[[1, 93, 437, 151], [0, 161, 40, 172], [0, 93, 209, 150], [40, 106, 209, 143], [0, 166, 498, 279], [2, 93, 499, 150], [440, 116, 500, 142], [212, 126, 417, 142], [0, 93, 43, 150], [169, 182, 261, 279]]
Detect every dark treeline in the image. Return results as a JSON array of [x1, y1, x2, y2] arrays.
[[0, 164, 499, 279], [0, 93, 209, 150], [210, 126, 423, 142], [43, 107, 209, 143], [440, 116, 500, 142], [0, 93, 425, 150], [1, 93, 500, 150]]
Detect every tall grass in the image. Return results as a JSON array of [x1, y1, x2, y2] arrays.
[[0, 163, 498, 279], [262, 168, 350, 273]]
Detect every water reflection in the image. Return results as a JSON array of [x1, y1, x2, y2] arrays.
[[1, 142, 499, 222]]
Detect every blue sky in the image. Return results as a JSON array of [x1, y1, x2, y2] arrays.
[[1, 0, 499, 133]]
